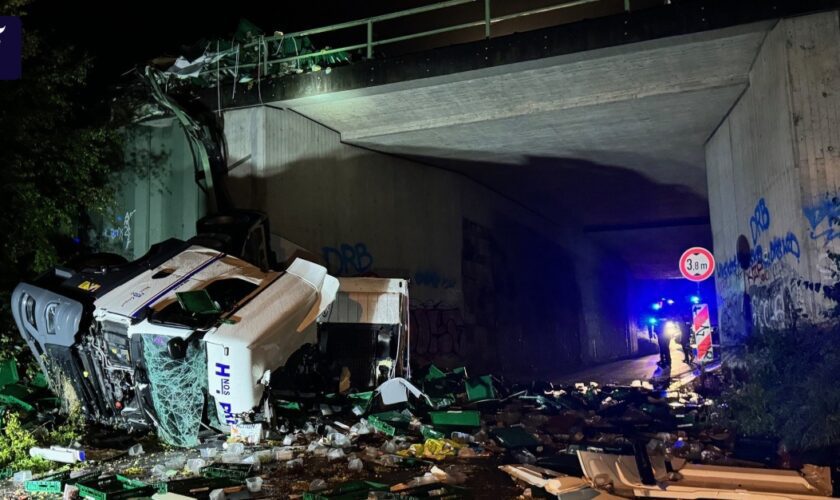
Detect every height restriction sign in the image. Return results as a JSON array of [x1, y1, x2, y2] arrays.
[[679, 247, 715, 282]]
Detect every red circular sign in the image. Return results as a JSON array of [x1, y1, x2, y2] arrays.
[[679, 247, 715, 282]]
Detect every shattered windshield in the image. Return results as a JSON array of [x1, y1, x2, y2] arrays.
[[149, 278, 258, 329]]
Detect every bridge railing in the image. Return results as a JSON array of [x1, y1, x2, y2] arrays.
[[203, 0, 636, 76]]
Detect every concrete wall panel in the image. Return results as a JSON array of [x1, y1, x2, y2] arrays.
[[707, 11, 840, 346], [223, 106, 633, 374]]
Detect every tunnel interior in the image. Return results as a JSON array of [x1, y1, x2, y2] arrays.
[[198, 11, 767, 376]]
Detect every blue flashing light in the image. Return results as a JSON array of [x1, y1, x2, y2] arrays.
[[651, 302, 662, 311], [690, 295, 701, 304], [647, 317, 658, 326], [666, 299, 675, 305]]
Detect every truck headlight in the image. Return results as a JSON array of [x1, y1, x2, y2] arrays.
[[45, 303, 57, 335], [22, 293, 36, 328]]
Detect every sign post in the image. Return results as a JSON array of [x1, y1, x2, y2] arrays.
[[679, 247, 716, 364]]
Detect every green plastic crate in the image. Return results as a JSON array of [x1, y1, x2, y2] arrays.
[[31, 372, 49, 389], [176, 290, 220, 314], [490, 426, 539, 448], [0, 359, 19, 388], [200, 463, 253, 481], [303, 480, 390, 499], [420, 425, 444, 440], [465, 375, 495, 401], [25, 471, 69, 493], [76, 474, 155, 500], [424, 365, 447, 381], [367, 414, 396, 436], [158, 476, 240, 495], [26, 471, 98, 494], [0, 392, 34, 412], [428, 410, 480, 428], [368, 410, 413, 436]]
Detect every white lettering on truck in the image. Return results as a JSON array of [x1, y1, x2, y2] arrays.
[[214, 362, 236, 424]]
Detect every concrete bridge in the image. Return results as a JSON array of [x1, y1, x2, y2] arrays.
[[186, 0, 840, 372]]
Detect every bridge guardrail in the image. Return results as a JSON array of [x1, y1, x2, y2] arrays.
[[198, 0, 637, 78]]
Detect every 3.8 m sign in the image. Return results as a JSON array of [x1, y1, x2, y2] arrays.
[[680, 247, 715, 282]]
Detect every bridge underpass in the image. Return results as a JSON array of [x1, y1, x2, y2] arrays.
[[211, 0, 840, 374]]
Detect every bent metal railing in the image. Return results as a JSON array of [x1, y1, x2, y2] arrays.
[[201, 0, 636, 76]]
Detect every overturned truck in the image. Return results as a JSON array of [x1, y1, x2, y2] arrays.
[[11, 228, 409, 447], [9, 68, 410, 446], [10, 227, 339, 444]]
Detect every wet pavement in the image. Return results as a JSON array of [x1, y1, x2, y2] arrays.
[[553, 339, 698, 386]]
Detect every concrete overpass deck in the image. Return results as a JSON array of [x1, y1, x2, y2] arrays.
[[210, 0, 839, 278]]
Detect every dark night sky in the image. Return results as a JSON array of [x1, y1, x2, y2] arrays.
[[24, 0, 646, 84]]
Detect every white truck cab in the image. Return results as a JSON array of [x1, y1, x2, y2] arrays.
[[12, 240, 337, 446]]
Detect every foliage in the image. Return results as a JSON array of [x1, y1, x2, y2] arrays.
[[721, 324, 840, 452], [0, 413, 50, 474], [0, 405, 86, 473], [0, 0, 126, 361]]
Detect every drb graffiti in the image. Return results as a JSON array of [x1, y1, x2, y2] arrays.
[[322, 243, 373, 276], [750, 198, 771, 245]]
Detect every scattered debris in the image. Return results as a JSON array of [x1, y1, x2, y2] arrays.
[[3, 278, 838, 499]]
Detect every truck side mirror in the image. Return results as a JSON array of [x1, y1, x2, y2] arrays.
[[168, 337, 188, 360]]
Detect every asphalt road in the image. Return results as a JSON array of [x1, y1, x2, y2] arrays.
[[552, 339, 701, 387]]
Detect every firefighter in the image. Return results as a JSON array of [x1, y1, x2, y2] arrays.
[[655, 318, 671, 368], [678, 315, 694, 365]]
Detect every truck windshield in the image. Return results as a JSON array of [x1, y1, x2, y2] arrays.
[[149, 278, 259, 329]]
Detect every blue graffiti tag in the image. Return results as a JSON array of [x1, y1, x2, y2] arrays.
[[322, 243, 374, 276], [717, 197, 801, 280], [413, 270, 456, 289], [749, 198, 771, 245], [717, 255, 741, 280], [751, 231, 801, 267], [803, 195, 840, 244]]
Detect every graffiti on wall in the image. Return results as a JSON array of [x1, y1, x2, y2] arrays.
[[321, 243, 374, 276], [750, 198, 771, 245], [102, 209, 136, 254], [410, 301, 465, 360], [717, 194, 840, 336], [718, 202, 800, 286], [753, 232, 801, 268], [717, 255, 742, 281], [750, 272, 840, 331], [413, 270, 456, 289], [803, 194, 840, 244]]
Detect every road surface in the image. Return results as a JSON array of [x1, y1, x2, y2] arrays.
[[552, 339, 712, 387]]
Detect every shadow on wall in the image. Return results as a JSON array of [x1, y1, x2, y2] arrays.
[[383, 148, 710, 227], [223, 149, 693, 375], [395, 149, 713, 280]]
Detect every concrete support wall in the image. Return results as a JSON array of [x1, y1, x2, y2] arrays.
[[707, 11, 840, 347], [98, 120, 204, 259], [223, 106, 633, 374]]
